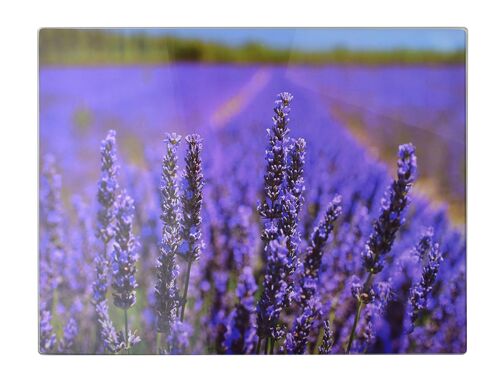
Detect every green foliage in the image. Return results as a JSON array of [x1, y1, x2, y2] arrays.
[[39, 29, 465, 66]]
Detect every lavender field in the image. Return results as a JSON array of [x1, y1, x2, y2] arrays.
[[39, 64, 466, 354]]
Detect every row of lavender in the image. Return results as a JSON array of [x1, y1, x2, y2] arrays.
[[39, 92, 465, 354]]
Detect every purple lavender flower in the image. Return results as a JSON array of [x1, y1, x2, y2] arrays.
[[179, 134, 204, 321], [286, 137, 306, 213], [111, 192, 138, 310], [58, 318, 78, 353], [155, 134, 182, 336], [224, 267, 257, 354], [95, 300, 123, 353], [350, 275, 375, 304], [346, 144, 417, 354], [362, 144, 417, 274], [412, 227, 434, 261], [285, 297, 321, 354], [40, 155, 65, 311], [300, 195, 342, 305], [164, 320, 189, 354], [96, 129, 119, 244], [256, 237, 288, 350], [285, 196, 342, 354], [210, 270, 231, 354], [39, 310, 57, 353], [282, 138, 306, 306], [71, 196, 95, 297], [318, 320, 333, 354], [350, 303, 377, 354], [92, 251, 108, 305], [97, 130, 118, 243], [108, 190, 140, 352], [256, 92, 295, 353], [229, 206, 255, 271], [180, 134, 204, 263], [407, 233, 443, 333], [93, 130, 119, 305], [39, 156, 66, 354], [95, 300, 140, 354], [258, 92, 292, 244]]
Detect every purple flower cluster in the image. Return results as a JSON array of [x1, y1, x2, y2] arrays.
[[224, 267, 258, 354], [96, 130, 119, 245], [286, 197, 342, 354], [407, 230, 443, 333], [180, 134, 204, 263], [362, 144, 417, 275], [155, 134, 182, 336], [93, 130, 119, 305], [318, 320, 333, 354], [95, 300, 140, 353], [257, 237, 289, 346], [345, 144, 417, 353], [256, 92, 319, 352], [300, 196, 343, 304], [40, 156, 65, 312], [39, 88, 465, 354], [111, 193, 138, 310], [178, 134, 204, 322], [39, 310, 56, 353]]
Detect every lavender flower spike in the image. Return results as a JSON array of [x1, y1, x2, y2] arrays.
[[300, 195, 342, 306], [95, 300, 121, 353], [93, 130, 119, 305], [39, 310, 57, 353], [346, 144, 417, 353], [224, 267, 258, 354], [407, 232, 443, 333], [285, 298, 321, 354], [58, 318, 78, 353], [258, 92, 292, 244], [412, 227, 434, 261], [40, 155, 64, 312], [180, 134, 204, 263], [255, 92, 294, 353], [156, 133, 182, 336], [319, 320, 333, 354], [286, 196, 341, 354], [112, 192, 138, 310], [282, 138, 306, 307], [96, 129, 119, 245], [165, 320, 189, 354], [256, 237, 288, 349], [179, 134, 204, 321], [95, 299, 141, 354], [286, 137, 306, 214], [111, 191, 139, 352], [362, 143, 417, 275]]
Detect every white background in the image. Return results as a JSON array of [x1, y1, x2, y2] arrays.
[[0, 1, 497, 379]]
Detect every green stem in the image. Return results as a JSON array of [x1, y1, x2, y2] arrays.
[[313, 325, 325, 354], [345, 300, 363, 354], [264, 337, 270, 355], [180, 260, 193, 322], [270, 338, 275, 355], [256, 337, 262, 354], [345, 272, 374, 354], [124, 309, 129, 354], [156, 333, 162, 354]]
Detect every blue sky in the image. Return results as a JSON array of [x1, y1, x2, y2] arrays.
[[126, 28, 466, 51]]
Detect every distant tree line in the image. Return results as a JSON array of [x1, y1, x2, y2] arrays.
[[39, 29, 465, 66]]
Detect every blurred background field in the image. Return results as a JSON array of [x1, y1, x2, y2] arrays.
[[39, 28, 466, 224], [39, 29, 465, 65]]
